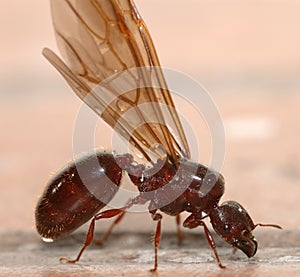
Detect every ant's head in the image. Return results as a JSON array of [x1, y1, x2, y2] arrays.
[[209, 201, 257, 257], [209, 201, 281, 258]]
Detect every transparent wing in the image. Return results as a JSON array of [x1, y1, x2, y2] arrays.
[[44, 0, 190, 164]]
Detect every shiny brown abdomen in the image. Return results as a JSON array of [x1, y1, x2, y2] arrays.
[[35, 152, 122, 241]]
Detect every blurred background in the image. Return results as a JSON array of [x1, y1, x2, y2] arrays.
[[0, 0, 299, 236]]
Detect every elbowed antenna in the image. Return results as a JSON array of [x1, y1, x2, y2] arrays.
[[253, 223, 282, 230]]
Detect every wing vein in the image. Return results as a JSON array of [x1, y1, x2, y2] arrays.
[[46, 0, 191, 165]]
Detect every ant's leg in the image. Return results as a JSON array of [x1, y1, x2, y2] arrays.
[[183, 215, 225, 269], [93, 200, 133, 245], [93, 211, 126, 245], [60, 209, 122, 264], [197, 221, 225, 269], [60, 196, 146, 264], [149, 209, 163, 272], [94, 196, 157, 245], [175, 214, 183, 245]]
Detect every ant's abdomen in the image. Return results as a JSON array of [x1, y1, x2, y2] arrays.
[[35, 152, 122, 241]]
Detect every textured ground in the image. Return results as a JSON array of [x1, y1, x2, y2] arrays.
[[0, 230, 299, 277]]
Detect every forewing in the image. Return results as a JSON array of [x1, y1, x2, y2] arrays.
[[44, 0, 190, 163]]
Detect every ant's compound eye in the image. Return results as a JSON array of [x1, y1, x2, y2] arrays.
[[242, 229, 250, 237]]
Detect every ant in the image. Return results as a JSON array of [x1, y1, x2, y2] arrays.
[[36, 0, 281, 271]]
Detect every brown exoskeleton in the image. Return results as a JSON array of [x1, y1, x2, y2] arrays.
[[36, 0, 281, 271]]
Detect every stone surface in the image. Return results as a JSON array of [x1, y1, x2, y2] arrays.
[[0, 230, 299, 277]]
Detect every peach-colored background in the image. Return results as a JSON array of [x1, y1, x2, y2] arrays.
[[0, 0, 299, 235]]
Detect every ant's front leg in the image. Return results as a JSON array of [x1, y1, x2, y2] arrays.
[[183, 214, 226, 269]]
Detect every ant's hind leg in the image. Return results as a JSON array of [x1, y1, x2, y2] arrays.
[[60, 209, 123, 264], [60, 195, 147, 264], [93, 201, 129, 245]]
